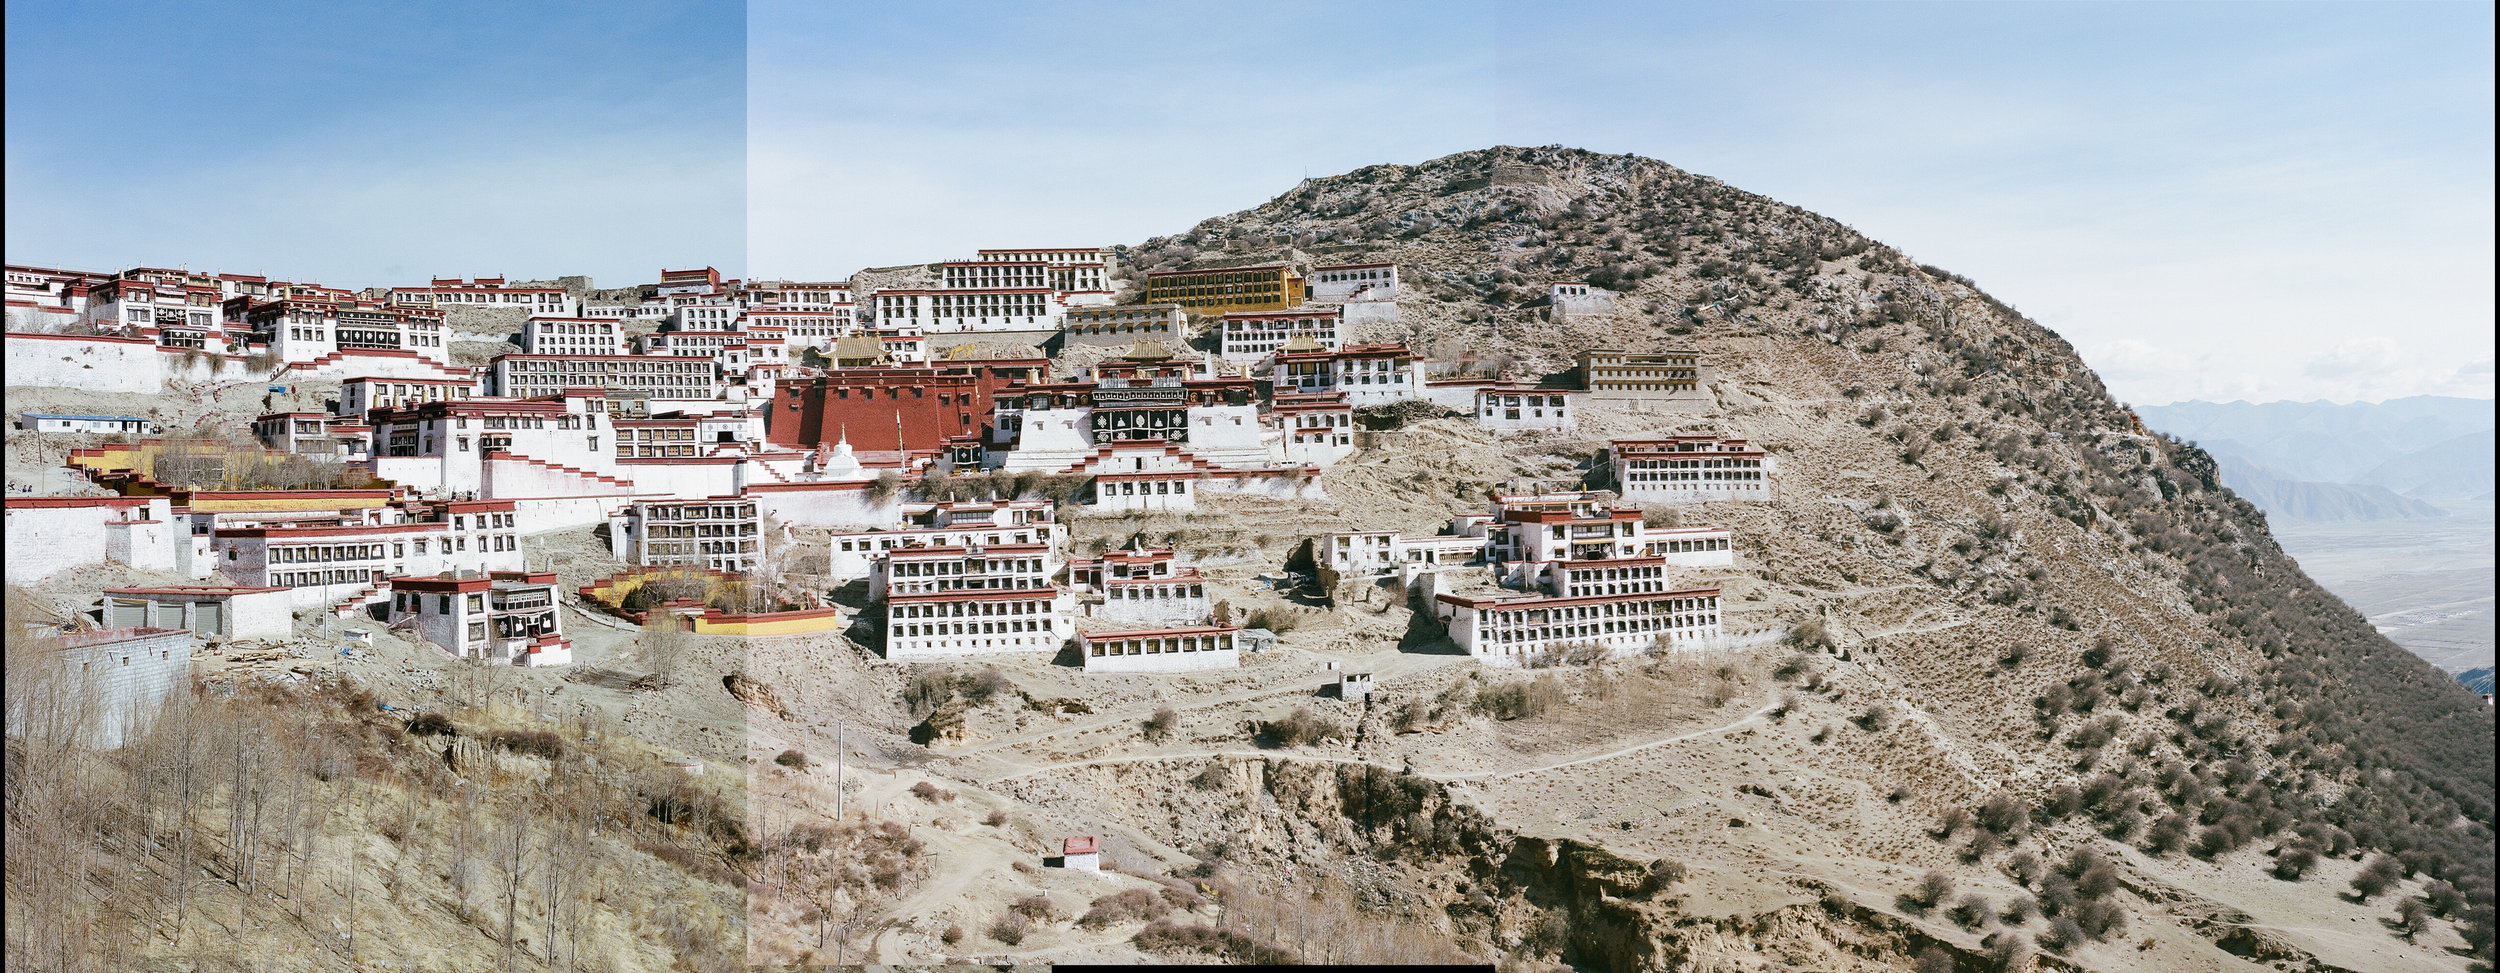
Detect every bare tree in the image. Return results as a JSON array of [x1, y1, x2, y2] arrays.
[[639, 613, 694, 689]]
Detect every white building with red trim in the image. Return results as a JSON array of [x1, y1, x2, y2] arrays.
[[826, 499, 1064, 580], [1069, 543, 1212, 628], [80, 275, 227, 348], [1218, 308, 1340, 362], [1079, 625, 1239, 673], [866, 288, 1061, 334], [387, 277, 575, 316], [241, 296, 452, 367], [386, 570, 571, 667], [341, 375, 478, 417], [617, 496, 765, 572], [1608, 436, 1775, 502], [367, 390, 624, 496], [1434, 586, 1721, 665], [1273, 390, 1356, 466], [208, 500, 526, 608], [490, 354, 721, 402], [520, 316, 627, 356], [3, 496, 182, 585], [1470, 384, 1576, 434], [1274, 342, 1422, 407], [1308, 262, 1398, 303], [746, 280, 853, 309]]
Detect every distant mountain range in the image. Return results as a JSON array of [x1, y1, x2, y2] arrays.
[[2460, 667, 2495, 695], [2200, 447, 2449, 521], [2140, 397, 2494, 520]]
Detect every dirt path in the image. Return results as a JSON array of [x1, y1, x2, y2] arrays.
[[942, 648, 1465, 763], [1444, 699, 1781, 780], [860, 829, 1022, 963], [978, 696, 1778, 786]]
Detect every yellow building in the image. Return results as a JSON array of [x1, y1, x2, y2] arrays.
[[1143, 264, 1305, 314]]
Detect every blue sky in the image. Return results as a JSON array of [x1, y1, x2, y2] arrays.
[[6, 2, 2486, 405], [753, 0, 2493, 405], [3, 0, 743, 288]]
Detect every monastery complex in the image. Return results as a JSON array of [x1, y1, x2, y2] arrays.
[[6, 249, 1762, 677]]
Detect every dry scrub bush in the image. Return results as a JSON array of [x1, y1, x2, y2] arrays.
[[1008, 893, 1057, 921], [1258, 707, 1341, 748], [1080, 888, 1171, 928], [1132, 919, 1296, 964], [1142, 706, 1179, 742], [1906, 870, 1954, 911]]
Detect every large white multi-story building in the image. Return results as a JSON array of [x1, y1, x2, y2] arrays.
[[80, 274, 227, 348], [1435, 586, 1722, 665], [867, 288, 1061, 333], [1068, 544, 1212, 628], [1078, 625, 1239, 673], [976, 247, 1109, 267], [1307, 262, 1398, 303], [490, 354, 721, 401], [1274, 342, 1423, 407], [341, 376, 480, 417], [749, 307, 860, 352], [1609, 437, 1775, 503], [1421, 491, 1735, 663], [520, 316, 628, 356], [747, 280, 853, 309], [873, 540, 1055, 599], [1217, 308, 1340, 362], [242, 297, 452, 366], [825, 499, 1061, 575], [385, 570, 571, 667], [367, 390, 622, 495], [207, 500, 526, 607], [884, 587, 1072, 659], [387, 277, 576, 316], [942, 261, 1049, 290], [989, 347, 1269, 473], [617, 497, 765, 572]]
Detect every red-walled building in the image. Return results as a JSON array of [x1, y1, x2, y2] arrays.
[[767, 358, 1047, 455]]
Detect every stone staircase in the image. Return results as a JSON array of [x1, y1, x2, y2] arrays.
[[1050, 440, 1226, 476], [328, 581, 392, 618], [484, 450, 636, 491]]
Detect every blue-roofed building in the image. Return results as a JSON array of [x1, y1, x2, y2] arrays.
[[15, 414, 155, 435]]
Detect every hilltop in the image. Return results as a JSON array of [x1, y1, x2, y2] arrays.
[[732, 146, 2492, 970]]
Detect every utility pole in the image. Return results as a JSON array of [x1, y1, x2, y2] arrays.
[[835, 720, 844, 821]]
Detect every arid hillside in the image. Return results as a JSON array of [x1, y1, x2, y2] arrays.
[[736, 146, 2493, 971], [8, 145, 2491, 973]]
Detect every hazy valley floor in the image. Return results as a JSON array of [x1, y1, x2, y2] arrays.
[[2273, 500, 2495, 674]]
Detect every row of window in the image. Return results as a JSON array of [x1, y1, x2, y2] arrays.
[[891, 598, 1051, 618], [835, 530, 1034, 551], [1480, 613, 1718, 643], [1089, 633, 1231, 656], [1104, 584, 1205, 599]]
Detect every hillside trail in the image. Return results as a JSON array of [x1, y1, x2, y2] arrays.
[[859, 829, 1021, 964], [942, 646, 1465, 764], [1443, 698, 1781, 781], [978, 695, 1778, 786]]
